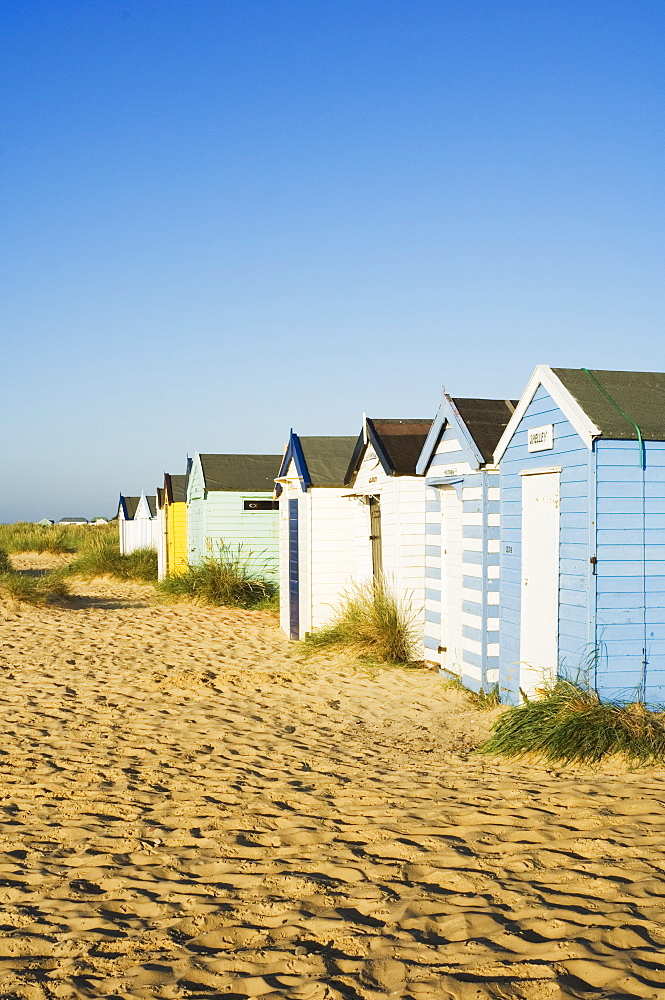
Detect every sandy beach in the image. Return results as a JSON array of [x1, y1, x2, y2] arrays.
[[0, 568, 664, 999]]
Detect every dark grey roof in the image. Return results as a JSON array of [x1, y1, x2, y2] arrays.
[[452, 398, 518, 463], [165, 473, 187, 504], [553, 368, 665, 441], [200, 454, 282, 492], [146, 496, 157, 517], [370, 419, 432, 475], [347, 419, 432, 481], [59, 517, 88, 524], [298, 437, 358, 487], [121, 496, 140, 519], [156, 487, 164, 509]]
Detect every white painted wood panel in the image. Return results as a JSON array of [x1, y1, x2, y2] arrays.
[[441, 486, 464, 676], [520, 470, 560, 697]]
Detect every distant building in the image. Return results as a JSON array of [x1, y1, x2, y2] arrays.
[[58, 517, 89, 525], [36, 518, 54, 526]]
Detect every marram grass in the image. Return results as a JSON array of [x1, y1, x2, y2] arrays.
[[301, 578, 418, 664], [157, 543, 277, 609], [70, 534, 158, 582], [478, 680, 665, 766], [0, 521, 117, 554], [0, 567, 70, 606]]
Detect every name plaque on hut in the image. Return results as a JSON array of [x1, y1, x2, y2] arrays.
[[527, 424, 554, 452]]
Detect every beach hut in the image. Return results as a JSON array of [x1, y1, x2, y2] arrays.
[[58, 516, 89, 525], [415, 395, 516, 690], [157, 471, 189, 580], [344, 418, 432, 655], [494, 365, 665, 708], [186, 454, 281, 580], [275, 433, 358, 639], [117, 493, 159, 554], [156, 488, 167, 581]]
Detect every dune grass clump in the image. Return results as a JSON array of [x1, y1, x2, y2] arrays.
[[478, 679, 665, 766], [301, 578, 418, 664], [0, 565, 70, 606], [70, 534, 158, 582], [157, 544, 277, 609]]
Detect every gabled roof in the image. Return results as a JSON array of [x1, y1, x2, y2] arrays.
[[59, 517, 88, 524], [198, 454, 282, 492], [553, 368, 665, 440], [118, 495, 156, 519], [494, 365, 665, 463], [277, 434, 358, 491], [451, 398, 518, 463], [118, 495, 140, 520], [346, 418, 432, 483], [417, 396, 518, 475], [164, 473, 187, 504], [156, 487, 164, 510]]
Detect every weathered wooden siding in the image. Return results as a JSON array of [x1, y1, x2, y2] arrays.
[[595, 438, 665, 705], [499, 384, 592, 704]]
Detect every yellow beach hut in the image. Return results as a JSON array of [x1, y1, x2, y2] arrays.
[[163, 471, 188, 578]]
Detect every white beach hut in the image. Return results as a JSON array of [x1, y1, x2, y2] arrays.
[[276, 433, 358, 639], [416, 395, 516, 690], [344, 417, 432, 655], [117, 493, 160, 554]]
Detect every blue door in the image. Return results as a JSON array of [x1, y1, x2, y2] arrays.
[[288, 499, 299, 639]]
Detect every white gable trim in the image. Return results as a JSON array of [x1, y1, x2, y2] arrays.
[[416, 394, 485, 475], [493, 365, 601, 463], [135, 493, 153, 520]]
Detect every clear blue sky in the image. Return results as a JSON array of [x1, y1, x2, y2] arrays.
[[2, 0, 664, 521]]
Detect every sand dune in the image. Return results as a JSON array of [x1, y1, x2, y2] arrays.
[[0, 570, 664, 998]]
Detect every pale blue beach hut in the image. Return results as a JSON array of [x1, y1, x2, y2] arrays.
[[494, 365, 665, 707]]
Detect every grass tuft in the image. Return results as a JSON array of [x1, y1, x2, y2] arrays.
[[478, 679, 665, 766], [70, 534, 157, 582], [0, 568, 70, 606], [157, 543, 276, 608], [301, 578, 418, 664]]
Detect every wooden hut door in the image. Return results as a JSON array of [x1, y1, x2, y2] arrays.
[[368, 497, 383, 582], [520, 471, 560, 699], [288, 499, 299, 639], [441, 486, 464, 676]]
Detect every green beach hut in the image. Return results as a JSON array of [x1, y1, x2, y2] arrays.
[[186, 453, 282, 580]]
